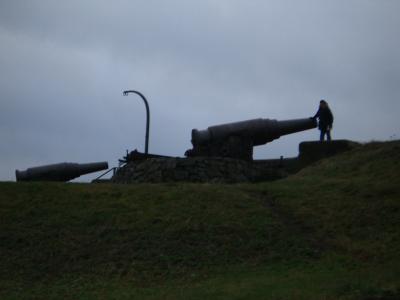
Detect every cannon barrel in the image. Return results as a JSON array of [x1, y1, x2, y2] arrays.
[[16, 161, 109, 182], [186, 117, 317, 160], [191, 117, 317, 146]]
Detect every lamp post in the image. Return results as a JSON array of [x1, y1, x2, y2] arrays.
[[122, 90, 150, 154]]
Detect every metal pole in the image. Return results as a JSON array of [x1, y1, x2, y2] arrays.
[[123, 90, 150, 154]]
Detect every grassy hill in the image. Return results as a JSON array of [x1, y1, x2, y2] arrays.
[[1, 141, 399, 299]]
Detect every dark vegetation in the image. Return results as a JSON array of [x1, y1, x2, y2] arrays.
[[1, 141, 399, 299]]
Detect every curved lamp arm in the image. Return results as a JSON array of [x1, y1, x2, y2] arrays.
[[123, 90, 150, 154]]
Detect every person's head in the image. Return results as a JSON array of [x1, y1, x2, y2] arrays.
[[319, 99, 328, 108]]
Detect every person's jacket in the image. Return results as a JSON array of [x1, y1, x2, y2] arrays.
[[313, 107, 334, 130]]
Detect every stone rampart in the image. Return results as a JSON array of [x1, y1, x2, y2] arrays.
[[112, 157, 285, 183], [111, 140, 359, 184]]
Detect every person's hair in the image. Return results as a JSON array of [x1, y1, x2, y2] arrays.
[[320, 99, 329, 108]]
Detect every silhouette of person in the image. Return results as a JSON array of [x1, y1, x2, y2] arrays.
[[313, 100, 334, 141]]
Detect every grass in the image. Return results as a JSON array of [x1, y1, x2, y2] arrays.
[[0, 141, 399, 299]]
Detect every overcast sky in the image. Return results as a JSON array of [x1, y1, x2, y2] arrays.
[[1, 1, 399, 181]]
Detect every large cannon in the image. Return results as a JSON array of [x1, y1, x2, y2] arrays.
[[185, 118, 316, 160], [16, 162, 109, 182]]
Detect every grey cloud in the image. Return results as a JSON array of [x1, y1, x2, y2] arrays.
[[1, 0, 399, 181]]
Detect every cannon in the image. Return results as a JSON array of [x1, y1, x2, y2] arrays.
[[185, 118, 317, 160], [16, 161, 109, 182]]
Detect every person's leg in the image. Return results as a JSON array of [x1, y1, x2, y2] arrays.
[[327, 130, 331, 141], [320, 129, 325, 141]]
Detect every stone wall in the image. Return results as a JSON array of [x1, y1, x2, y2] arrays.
[[299, 140, 360, 162], [112, 157, 285, 184], [111, 140, 359, 184]]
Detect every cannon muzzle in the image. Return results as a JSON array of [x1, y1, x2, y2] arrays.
[[16, 161, 109, 182]]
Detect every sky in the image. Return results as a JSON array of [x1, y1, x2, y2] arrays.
[[1, 0, 399, 181]]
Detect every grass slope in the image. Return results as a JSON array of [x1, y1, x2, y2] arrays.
[[1, 141, 399, 299]]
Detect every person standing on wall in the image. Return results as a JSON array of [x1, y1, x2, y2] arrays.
[[313, 99, 334, 141]]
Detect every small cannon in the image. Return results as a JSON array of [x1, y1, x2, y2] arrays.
[[185, 118, 316, 160], [16, 162, 109, 182]]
